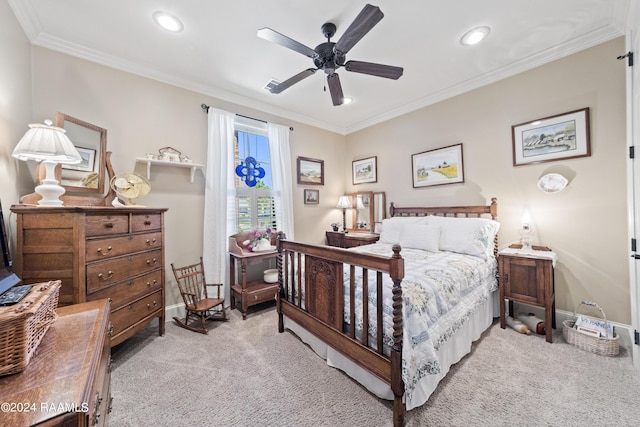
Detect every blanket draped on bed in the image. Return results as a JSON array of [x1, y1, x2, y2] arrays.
[[346, 243, 498, 402]]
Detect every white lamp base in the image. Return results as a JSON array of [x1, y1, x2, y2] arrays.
[[35, 160, 65, 206]]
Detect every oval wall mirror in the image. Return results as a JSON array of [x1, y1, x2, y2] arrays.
[[54, 113, 107, 194]]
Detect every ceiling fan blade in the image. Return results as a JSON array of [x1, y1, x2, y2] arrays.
[[334, 4, 384, 55], [270, 68, 317, 94], [327, 73, 344, 106], [344, 60, 403, 79], [257, 27, 317, 59]]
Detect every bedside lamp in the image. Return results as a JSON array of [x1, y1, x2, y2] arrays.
[[336, 196, 352, 233], [12, 120, 82, 206]]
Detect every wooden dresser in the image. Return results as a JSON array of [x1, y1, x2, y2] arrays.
[[0, 299, 112, 427], [10, 205, 167, 346]]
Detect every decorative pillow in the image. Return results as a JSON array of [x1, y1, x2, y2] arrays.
[[399, 224, 441, 252], [428, 215, 500, 260], [379, 216, 429, 244]]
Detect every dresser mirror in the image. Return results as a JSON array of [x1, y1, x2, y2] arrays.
[[54, 112, 107, 194], [346, 191, 386, 232]]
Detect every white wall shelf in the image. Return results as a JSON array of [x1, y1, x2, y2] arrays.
[[135, 158, 205, 183]]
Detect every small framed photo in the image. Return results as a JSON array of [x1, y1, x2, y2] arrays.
[[512, 107, 591, 166], [297, 157, 324, 185], [304, 189, 319, 205], [411, 143, 464, 188], [62, 147, 96, 172], [352, 156, 377, 185]]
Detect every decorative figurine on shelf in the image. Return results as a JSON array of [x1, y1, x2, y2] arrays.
[[331, 222, 340, 232]]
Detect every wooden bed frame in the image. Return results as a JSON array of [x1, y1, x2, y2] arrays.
[[276, 198, 498, 426]]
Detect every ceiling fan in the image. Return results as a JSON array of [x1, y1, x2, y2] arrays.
[[257, 3, 403, 106]]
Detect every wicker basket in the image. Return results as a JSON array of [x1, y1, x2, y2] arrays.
[[562, 300, 619, 357], [0, 280, 61, 376]]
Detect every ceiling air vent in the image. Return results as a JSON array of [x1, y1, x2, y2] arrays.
[[264, 79, 281, 92]]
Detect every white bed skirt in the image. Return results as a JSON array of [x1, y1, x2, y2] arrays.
[[283, 290, 499, 410]]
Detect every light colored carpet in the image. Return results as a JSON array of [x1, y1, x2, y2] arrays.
[[110, 304, 640, 426]]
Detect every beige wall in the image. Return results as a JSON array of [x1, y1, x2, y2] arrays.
[[346, 38, 629, 323], [0, 1, 32, 225]]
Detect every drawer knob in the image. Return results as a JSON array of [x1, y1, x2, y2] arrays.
[[97, 246, 113, 255], [144, 220, 152, 225], [127, 280, 133, 286], [98, 271, 114, 280], [147, 258, 157, 265], [104, 223, 114, 229], [146, 238, 157, 246], [147, 301, 158, 309]]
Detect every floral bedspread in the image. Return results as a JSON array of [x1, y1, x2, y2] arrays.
[[346, 243, 498, 401]]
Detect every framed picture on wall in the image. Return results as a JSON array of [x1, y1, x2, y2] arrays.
[[304, 189, 319, 205], [297, 157, 324, 185], [352, 156, 377, 185], [512, 107, 591, 166], [411, 143, 464, 188]]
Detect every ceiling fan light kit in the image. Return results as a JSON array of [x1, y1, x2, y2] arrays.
[[257, 4, 403, 106]]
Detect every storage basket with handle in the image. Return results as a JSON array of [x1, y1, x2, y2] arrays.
[[0, 280, 61, 375], [562, 300, 619, 357]]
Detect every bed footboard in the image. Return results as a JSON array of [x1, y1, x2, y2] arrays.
[[276, 236, 405, 426]]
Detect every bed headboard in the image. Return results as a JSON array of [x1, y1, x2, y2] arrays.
[[388, 197, 498, 256], [389, 197, 497, 220]]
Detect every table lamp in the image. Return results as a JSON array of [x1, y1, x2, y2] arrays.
[[12, 120, 82, 206], [336, 196, 352, 233]]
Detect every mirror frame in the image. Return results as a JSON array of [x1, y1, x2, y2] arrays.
[[54, 112, 107, 194], [345, 191, 385, 232]]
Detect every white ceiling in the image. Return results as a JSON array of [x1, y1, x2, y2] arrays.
[[9, 0, 628, 135]]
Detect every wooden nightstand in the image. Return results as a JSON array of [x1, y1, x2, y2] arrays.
[[326, 231, 379, 248], [498, 247, 557, 343]]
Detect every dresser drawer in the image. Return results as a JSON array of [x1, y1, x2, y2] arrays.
[[131, 213, 162, 232], [110, 290, 163, 337], [87, 270, 162, 309], [85, 214, 130, 237], [86, 232, 162, 262], [86, 249, 162, 292]]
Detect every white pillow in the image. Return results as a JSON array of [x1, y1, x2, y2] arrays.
[[379, 216, 429, 244], [428, 216, 500, 260], [399, 224, 440, 252]]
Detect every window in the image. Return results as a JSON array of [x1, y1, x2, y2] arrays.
[[234, 120, 277, 233]]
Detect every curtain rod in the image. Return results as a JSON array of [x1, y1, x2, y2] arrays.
[[200, 104, 293, 131]]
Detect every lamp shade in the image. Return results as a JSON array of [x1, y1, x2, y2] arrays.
[[12, 121, 82, 164], [336, 196, 352, 209], [355, 196, 365, 209], [12, 120, 82, 206]]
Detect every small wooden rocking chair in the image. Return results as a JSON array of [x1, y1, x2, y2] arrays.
[[171, 257, 228, 334]]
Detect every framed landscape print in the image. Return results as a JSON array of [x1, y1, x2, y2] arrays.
[[62, 147, 96, 172], [297, 157, 324, 185], [304, 189, 319, 205], [411, 143, 464, 188], [352, 156, 377, 185], [512, 107, 591, 166]]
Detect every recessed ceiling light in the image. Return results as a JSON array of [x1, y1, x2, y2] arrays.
[[153, 11, 183, 32], [460, 26, 490, 46], [342, 97, 353, 105]]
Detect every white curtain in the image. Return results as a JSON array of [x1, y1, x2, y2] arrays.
[[203, 108, 236, 302], [268, 123, 295, 240]]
